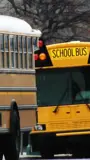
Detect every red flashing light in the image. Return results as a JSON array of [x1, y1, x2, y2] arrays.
[[38, 40, 43, 48], [34, 54, 38, 60]]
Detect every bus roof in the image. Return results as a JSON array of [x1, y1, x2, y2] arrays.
[[0, 15, 41, 36], [47, 41, 90, 49]]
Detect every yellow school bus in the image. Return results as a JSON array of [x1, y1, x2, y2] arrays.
[[0, 15, 41, 159], [30, 38, 90, 158]]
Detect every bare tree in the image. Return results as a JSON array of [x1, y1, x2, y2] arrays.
[[3, 0, 90, 43]]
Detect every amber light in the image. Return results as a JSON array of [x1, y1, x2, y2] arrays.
[[39, 53, 46, 60]]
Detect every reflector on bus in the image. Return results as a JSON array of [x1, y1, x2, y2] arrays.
[[34, 38, 53, 67]]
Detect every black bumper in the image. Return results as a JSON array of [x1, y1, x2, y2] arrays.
[[30, 131, 90, 153], [30, 132, 55, 152]]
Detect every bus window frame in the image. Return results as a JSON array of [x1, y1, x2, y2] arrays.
[[0, 32, 39, 71], [0, 34, 5, 68]]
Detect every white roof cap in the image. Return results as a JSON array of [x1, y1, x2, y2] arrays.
[[0, 15, 41, 36], [69, 41, 80, 43]]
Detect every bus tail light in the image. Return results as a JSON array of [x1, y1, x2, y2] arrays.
[[35, 37, 53, 67], [34, 53, 46, 61], [38, 40, 44, 48], [34, 54, 39, 60]]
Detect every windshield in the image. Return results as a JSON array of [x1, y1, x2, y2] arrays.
[[36, 66, 90, 106]]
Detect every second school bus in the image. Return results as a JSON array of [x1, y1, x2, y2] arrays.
[[0, 15, 41, 159], [30, 39, 90, 158]]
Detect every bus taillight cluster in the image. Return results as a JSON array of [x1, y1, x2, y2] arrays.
[[34, 39, 47, 61], [34, 53, 46, 61]]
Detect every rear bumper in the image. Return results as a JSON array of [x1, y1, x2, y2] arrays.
[[30, 130, 90, 152], [30, 132, 54, 152]]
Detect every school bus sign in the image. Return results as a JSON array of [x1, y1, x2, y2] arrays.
[[51, 47, 88, 59], [46, 42, 90, 67]]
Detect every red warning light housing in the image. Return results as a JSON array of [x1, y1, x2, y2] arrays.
[[38, 40, 43, 48], [35, 37, 53, 67], [34, 54, 38, 60]]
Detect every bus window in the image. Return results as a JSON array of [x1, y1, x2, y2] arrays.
[[11, 52, 14, 68], [20, 52, 23, 68], [23, 36, 27, 68], [0, 34, 4, 68], [33, 37, 38, 51], [10, 35, 14, 51], [29, 53, 32, 68], [23, 36, 27, 52], [19, 36, 23, 68], [10, 35, 15, 68], [28, 37, 32, 68], [19, 36, 22, 52], [5, 35, 9, 51], [14, 36, 18, 68], [24, 53, 27, 68], [0, 34, 4, 51], [28, 37, 31, 52], [4, 35, 9, 68], [15, 36, 18, 52], [36, 68, 71, 106]]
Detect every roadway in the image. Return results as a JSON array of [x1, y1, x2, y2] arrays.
[[20, 156, 90, 160], [2, 153, 90, 159], [3, 155, 90, 160]]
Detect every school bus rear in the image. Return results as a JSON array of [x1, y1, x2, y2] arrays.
[[30, 40, 90, 158]]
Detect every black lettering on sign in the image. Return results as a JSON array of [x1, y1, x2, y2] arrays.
[[56, 50, 60, 58], [76, 47, 87, 56], [76, 48, 80, 56], [60, 49, 64, 57], [52, 50, 57, 58], [64, 49, 67, 57], [82, 47, 87, 56], [68, 48, 73, 57], [52, 47, 87, 58]]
